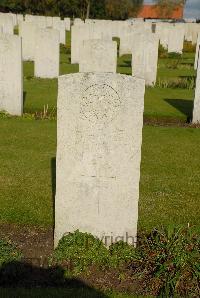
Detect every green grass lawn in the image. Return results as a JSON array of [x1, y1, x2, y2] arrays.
[[1, 37, 199, 229], [1, 117, 200, 232], [0, 31, 199, 298]]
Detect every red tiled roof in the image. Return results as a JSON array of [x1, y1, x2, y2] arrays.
[[137, 4, 184, 19]]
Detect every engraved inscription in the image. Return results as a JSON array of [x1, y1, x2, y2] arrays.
[[80, 84, 121, 123]]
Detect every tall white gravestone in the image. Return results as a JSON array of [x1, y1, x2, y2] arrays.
[[52, 18, 66, 44], [35, 28, 60, 78], [194, 34, 200, 70], [168, 27, 184, 54], [19, 21, 37, 61], [0, 34, 23, 116], [193, 47, 200, 123], [64, 18, 70, 31], [0, 14, 14, 35], [132, 33, 159, 86], [79, 40, 117, 73], [54, 72, 145, 247]]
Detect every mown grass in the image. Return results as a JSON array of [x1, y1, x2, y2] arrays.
[[0, 116, 200, 232], [0, 29, 199, 298]]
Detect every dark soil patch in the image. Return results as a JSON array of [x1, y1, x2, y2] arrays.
[[144, 116, 200, 128], [0, 222, 53, 262]]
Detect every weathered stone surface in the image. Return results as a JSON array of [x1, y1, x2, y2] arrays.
[[6, 13, 17, 27], [52, 18, 66, 44], [54, 72, 145, 247], [64, 18, 70, 31], [119, 23, 151, 56], [17, 14, 24, 25], [46, 16, 53, 28], [195, 34, 200, 70], [193, 47, 200, 123], [25, 14, 46, 28], [132, 33, 159, 86], [0, 13, 14, 35], [185, 23, 200, 44], [19, 21, 37, 61], [79, 39, 117, 73], [168, 27, 184, 53], [71, 24, 98, 63], [0, 34, 23, 116], [34, 28, 60, 78], [156, 22, 172, 49], [73, 18, 84, 26]]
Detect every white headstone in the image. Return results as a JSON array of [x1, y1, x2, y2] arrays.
[[119, 23, 151, 56], [0, 14, 14, 35], [46, 16, 53, 28], [156, 23, 172, 49], [79, 39, 117, 73], [193, 47, 200, 123], [64, 18, 70, 31], [0, 34, 23, 116], [195, 34, 200, 70], [34, 28, 60, 78], [132, 33, 159, 86], [17, 14, 24, 25], [54, 72, 145, 247], [168, 27, 184, 53], [71, 24, 107, 64], [19, 21, 37, 61], [53, 18, 66, 44], [73, 18, 84, 26], [6, 13, 17, 27], [185, 23, 200, 44]]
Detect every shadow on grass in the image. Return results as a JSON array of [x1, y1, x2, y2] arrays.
[[178, 75, 196, 79], [164, 98, 193, 121], [0, 261, 108, 297], [118, 60, 132, 68], [51, 157, 56, 231], [23, 91, 27, 106]]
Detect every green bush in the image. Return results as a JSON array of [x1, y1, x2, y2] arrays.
[[158, 44, 168, 58], [137, 226, 200, 297], [183, 41, 196, 53], [156, 77, 195, 89], [167, 52, 182, 59], [51, 227, 200, 297], [50, 230, 137, 275], [50, 230, 110, 274]]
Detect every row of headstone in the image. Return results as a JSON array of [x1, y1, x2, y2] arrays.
[[23, 15, 70, 32], [0, 12, 71, 30], [78, 34, 159, 87], [71, 21, 185, 67], [1, 11, 200, 45]]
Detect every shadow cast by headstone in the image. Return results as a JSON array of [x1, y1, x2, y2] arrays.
[[23, 91, 27, 106], [0, 260, 108, 297], [164, 98, 193, 122], [51, 157, 56, 231], [178, 75, 196, 79]]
